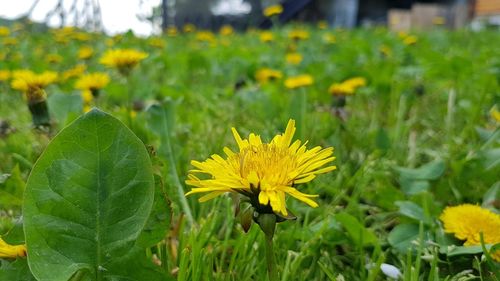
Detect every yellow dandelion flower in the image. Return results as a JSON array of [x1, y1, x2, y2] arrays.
[[45, 53, 63, 64], [259, 31, 274, 43], [196, 31, 216, 43], [263, 4, 283, 17], [403, 35, 418, 46], [78, 46, 94, 60], [73, 32, 91, 41], [440, 204, 500, 261], [219, 25, 234, 36], [183, 23, 196, 33], [2, 37, 18, 46], [100, 49, 148, 74], [0, 70, 10, 81], [286, 53, 303, 65], [288, 30, 309, 41], [186, 119, 336, 216], [490, 106, 500, 124], [62, 64, 87, 81], [343, 77, 367, 89], [11, 70, 58, 93], [75, 72, 110, 92], [81, 90, 93, 104], [432, 16, 446, 25], [166, 26, 178, 36], [83, 104, 92, 113], [0, 26, 10, 37], [255, 68, 283, 84], [0, 237, 26, 259], [317, 21, 328, 30], [328, 83, 355, 96], [284, 74, 314, 89], [148, 37, 165, 49]]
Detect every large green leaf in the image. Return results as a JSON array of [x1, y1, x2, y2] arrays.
[[23, 109, 155, 281], [335, 213, 378, 247]]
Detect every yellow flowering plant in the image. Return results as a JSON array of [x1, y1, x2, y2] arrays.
[[100, 48, 148, 76], [0, 237, 26, 259], [74, 72, 110, 98], [263, 4, 283, 17]]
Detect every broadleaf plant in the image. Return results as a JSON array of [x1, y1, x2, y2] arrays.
[[23, 109, 164, 281]]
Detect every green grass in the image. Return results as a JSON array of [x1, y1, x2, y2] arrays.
[[0, 22, 499, 280]]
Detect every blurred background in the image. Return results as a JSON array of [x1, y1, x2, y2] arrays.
[[0, 0, 499, 36]]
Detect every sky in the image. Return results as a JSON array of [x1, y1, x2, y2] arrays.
[[0, 0, 250, 36]]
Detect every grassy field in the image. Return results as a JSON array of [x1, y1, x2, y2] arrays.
[[0, 21, 499, 280]]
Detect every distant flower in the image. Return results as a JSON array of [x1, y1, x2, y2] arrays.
[[0, 70, 10, 81], [2, 37, 18, 46], [440, 204, 500, 261], [78, 46, 94, 60], [432, 16, 446, 25], [219, 25, 234, 36], [0, 26, 10, 37], [73, 32, 91, 41], [75, 72, 110, 96], [196, 31, 216, 44], [322, 33, 336, 44], [45, 53, 63, 64], [255, 68, 283, 84], [186, 119, 336, 216], [166, 26, 178, 36], [490, 106, 500, 124], [328, 77, 366, 96], [317, 21, 328, 30], [284, 74, 314, 89], [81, 90, 93, 104], [100, 48, 148, 75], [288, 29, 309, 41], [403, 35, 418, 45], [380, 45, 392, 57], [286, 52, 303, 65], [0, 237, 26, 259], [11, 70, 58, 99], [263, 4, 283, 17], [183, 23, 196, 33], [259, 31, 274, 42], [148, 37, 165, 49], [62, 64, 87, 81]]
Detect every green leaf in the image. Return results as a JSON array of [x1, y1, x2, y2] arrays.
[[395, 201, 430, 224], [335, 213, 378, 247], [446, 245, 488, 256], [483, 182, 499, 209], [479, 148, 500, 171], [47, 92, 83, 125], [136, 174, 171, 248], [0, 259, 36, 281], [395, 159, 446, 180], [387, 224, 419, 253], [23, 109, 156, 281], [399, 178, 430, 195], [0, 165, 25, 209]]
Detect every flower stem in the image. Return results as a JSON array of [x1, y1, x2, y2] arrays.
[[265, 232, 278, 281]]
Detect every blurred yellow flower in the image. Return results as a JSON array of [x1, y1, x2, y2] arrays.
[[255, 68, 283, 84], [148, 37, 165, 49], [380, 45, 392, 57], [322, 33, 336, 44], [83, 104, 92, 113], [183, 23, 196, 33], [0, 70, 10, 81], [75, 72, 110, 92], [288, 30, 309, 41], [317, 21, 328, 30], [11, 70, 57, 101], [45, 53, 63, 64], [286, 53, 303, 65], [81, 90, 94, 104], [403, 35, 418, 45], [433, 16, 446, 25], [328, 77, 366, 96], [219, 25, 234, 36], [166, 26, 178, 36], [186, 119, 336, 216], [490, 106, 500, 123], [62, 64, 87, 81], [100, 49, 148, 74], [440, 204, 500, 261], [284, 74, 314, 89], [259, 31, 274, 42], [0, 237, 26, 259], [263, 4, 283, 17], [2, 37, 18, 46], [196, 31, 216, 43], [78, 46, 94, 60], [343, 77, 367, 88], [0, 26, 10, 37], [73, 32, 91, 41]]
